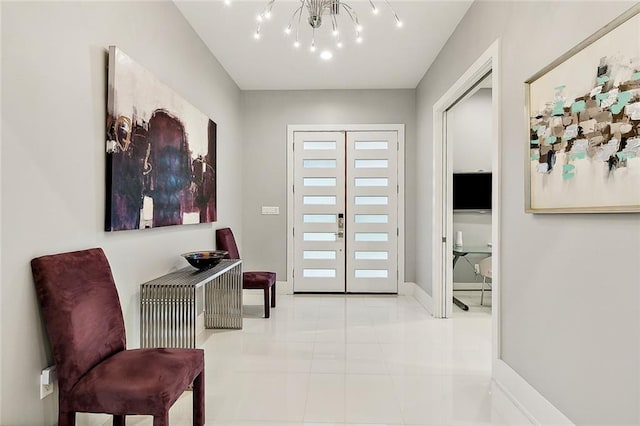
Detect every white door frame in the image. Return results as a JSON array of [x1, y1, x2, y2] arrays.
[[432, 39, 501, 359], [287, 124, 405, 293]]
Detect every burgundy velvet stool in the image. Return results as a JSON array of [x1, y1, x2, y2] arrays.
[[31, 248, 205, 426], [216, 227, 277, 318]]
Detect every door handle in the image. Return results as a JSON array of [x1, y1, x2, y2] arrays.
[[336, 213, 344, 239]]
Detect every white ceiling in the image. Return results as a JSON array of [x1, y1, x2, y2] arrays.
[[175, 0, 473, 90]]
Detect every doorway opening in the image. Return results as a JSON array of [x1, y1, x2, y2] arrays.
[[431, 40, 501, 361]]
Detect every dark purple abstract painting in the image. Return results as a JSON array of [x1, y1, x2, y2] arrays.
[[106, 46, 216, 231]]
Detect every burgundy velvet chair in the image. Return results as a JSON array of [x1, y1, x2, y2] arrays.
[[216, 228, 276, 318], [31, 248, 205, 426]]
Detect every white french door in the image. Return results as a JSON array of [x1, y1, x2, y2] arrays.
[[293, 132, 346, 292], [293, 129, 399, 293]]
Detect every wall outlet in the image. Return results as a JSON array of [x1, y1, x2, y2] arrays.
[[40, 366, 56, 399]]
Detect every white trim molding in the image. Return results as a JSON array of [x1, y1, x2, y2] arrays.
[[431, 38, 501, 361], [276, 280, 292, 295], [494, 359, 574, 425]]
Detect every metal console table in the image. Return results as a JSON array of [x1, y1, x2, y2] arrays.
[[140, 259, 242, 348]]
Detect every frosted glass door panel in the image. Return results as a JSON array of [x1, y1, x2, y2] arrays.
[[355, 196, 388, 205], [303, 196, 336, 205], [355, 178, 389, 187], [304, 251, 337, 260], [304, 159, 337, 168], [355, 233, 388, 242], [355, 159, 388, 169], [355, 141, 388, 150], [304, 141, 337, 150], [304, 178, 337, 187], [303, 269, 337, 278], [355, 270, 389, 278], [355, 214, 388, 224], [355, 251, 389, 260], [303, 214, 337, 223], [304, 232, 336, 242]]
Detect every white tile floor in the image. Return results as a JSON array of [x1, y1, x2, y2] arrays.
[[105, 291, 531, 426]]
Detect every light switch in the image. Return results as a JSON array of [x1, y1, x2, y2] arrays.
[[261, 206, 280, 215]]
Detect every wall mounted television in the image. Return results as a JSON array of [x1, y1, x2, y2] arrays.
[[453, 172, 492, 211]]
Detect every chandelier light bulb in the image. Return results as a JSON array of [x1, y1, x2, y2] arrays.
[[256, 15, 263, 22], [310, 42, 316, 52], [372, 7, 379, 15], [356, 35, 363, 43], [337, 41, 344, 48], [332, 29, 339, 37], [285, 26, 292, 35], [320, 50, 333, 60], [396, 19, 403, 28], [224, 0, 231, 5], [356, 24, 363, 32], [254, 31, 261, 40], [264, 11, 272, 20]]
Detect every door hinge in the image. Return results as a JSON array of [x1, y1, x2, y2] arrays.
[[397, 228, 399, 236], [397, 184, 399, 194], [293, 184, 295, 193], [293, 227, 295, 236], [293, 269, 295, 278], [292, 142, 295, 151], [442, 237, 446, 243]]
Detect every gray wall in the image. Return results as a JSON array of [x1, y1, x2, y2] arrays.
[[240, 90, 416, 282], [0, 2, 243, 425], [415, 1, 639, 424]]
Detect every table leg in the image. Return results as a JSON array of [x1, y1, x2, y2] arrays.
[[452, 253, 469, 311], [453, 296, 469, 311]]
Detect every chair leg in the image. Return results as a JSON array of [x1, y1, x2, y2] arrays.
[[153, 414, 169, 426], [58, 411, 76, 426], [263, 287, 270, 318], [113, 415, 126, 426], [193, 370, 205, 426], [271, 283, 276, 308]]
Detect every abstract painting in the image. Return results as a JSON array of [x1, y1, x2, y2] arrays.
[[526, 6, 640, 213], [106, 46, 216, 231]]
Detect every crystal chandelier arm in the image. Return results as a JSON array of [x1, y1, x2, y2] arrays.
[[261, 0, 276, 19], [381, 0, 402, 27], [295, 0, 305, 44], [254, 0, 276, 38], [367, 0, 378, 14], [287, 4, 304, 33], [340, 3, 362, 37]]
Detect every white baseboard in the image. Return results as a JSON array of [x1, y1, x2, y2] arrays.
[[277, 280, 292, 294], [276, 281, 411, 295], [493, 359, 574, 425], [398, 281, 414, 295], [453, 281, 485, 290], [410, 282, 434, 315]]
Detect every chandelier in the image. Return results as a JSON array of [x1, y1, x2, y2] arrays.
[[232, 0, 403, 60]]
